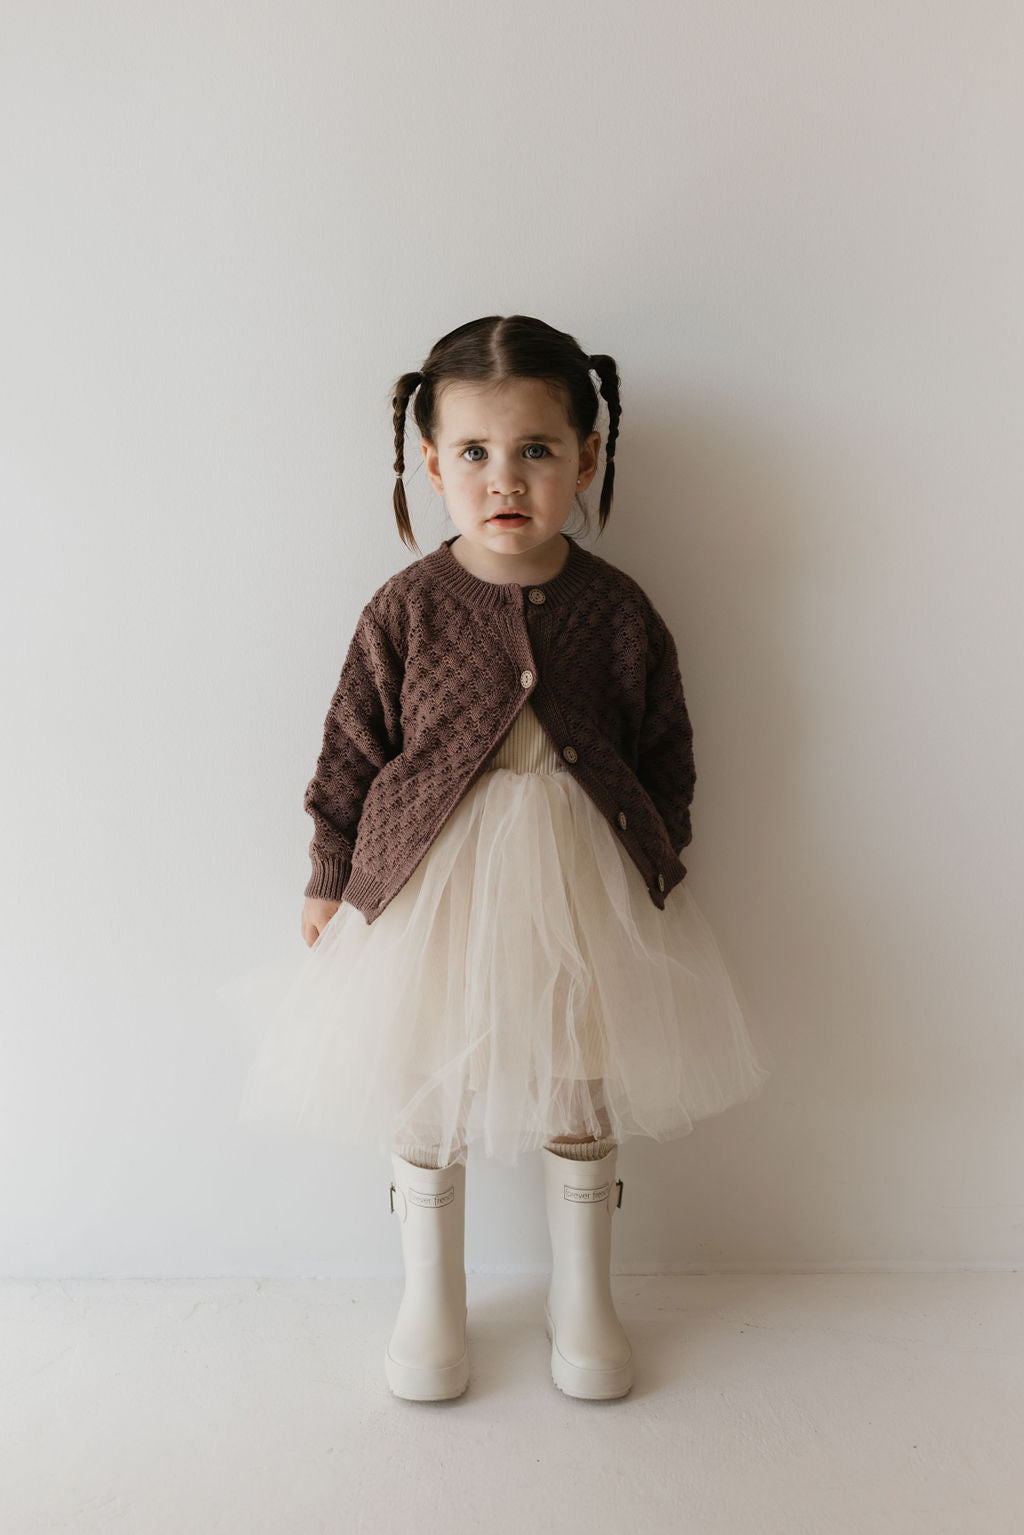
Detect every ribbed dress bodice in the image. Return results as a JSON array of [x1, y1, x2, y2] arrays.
[[481, 701, 567, 776]]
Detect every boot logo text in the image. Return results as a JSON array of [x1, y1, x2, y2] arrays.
[[408, 1185, 455, 1208], [563, 1182, 611, 1204]]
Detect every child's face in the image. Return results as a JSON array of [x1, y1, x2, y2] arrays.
[[421, 377, 600, 568]]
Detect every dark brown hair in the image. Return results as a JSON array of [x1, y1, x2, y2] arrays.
[[391, 314, 621, 553]]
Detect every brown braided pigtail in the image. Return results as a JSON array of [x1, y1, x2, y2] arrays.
[[392, 370, 423, 552], [586, 353, 621, 533]]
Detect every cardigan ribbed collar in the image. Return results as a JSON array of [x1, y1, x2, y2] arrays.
[[428, 531, 592, 612]]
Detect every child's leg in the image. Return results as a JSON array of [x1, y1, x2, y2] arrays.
[[539, 1077, 632, 1398], [545, 1078, 616, 1160], [392, 1138, 467, 1168], [386, 1084, 473, 1402], [391, 1076, 472, 1169]]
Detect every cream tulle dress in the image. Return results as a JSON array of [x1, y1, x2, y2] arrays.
[[229, 702, 772, 1168]]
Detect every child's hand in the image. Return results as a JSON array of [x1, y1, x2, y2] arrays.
[[301, 896, 341, 947]]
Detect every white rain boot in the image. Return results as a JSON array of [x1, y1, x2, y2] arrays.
[[540, 1142, 633, 1399], [385, 1151, 470, 1401]]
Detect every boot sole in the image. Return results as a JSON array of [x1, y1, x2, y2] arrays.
[[385, 1345, 470, 1401], [544, 1304, 633, 1400]]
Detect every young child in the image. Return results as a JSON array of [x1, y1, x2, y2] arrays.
[[237, 313, 772, 1403]]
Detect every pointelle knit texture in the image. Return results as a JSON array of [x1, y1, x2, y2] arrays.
[[303, 532, 697, 924]]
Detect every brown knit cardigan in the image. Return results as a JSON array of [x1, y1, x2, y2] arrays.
[[303, 532, 697, 924]]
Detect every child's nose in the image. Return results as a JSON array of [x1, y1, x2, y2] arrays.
[[490, 473, 526, 494]]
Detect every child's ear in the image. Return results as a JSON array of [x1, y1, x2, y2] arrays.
[[421, 438, 444, 494], [577, 430, 601, 492]]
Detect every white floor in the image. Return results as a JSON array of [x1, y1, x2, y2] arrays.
[[5, 1272, 1022, 1534]]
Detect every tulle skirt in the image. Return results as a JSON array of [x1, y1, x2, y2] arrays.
[[229, 761, 773, 1169]]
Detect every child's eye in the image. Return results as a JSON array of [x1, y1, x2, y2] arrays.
[[459, 444, 550, 463]]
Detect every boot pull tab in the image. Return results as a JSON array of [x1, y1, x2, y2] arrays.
[[389, 1182, 408, 1222], [613, 1178, 624, 1210]]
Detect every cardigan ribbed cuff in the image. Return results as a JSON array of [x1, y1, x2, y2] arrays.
[[304, 853, 352, 903]]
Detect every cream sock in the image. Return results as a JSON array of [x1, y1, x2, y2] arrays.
[[544, 1136, 617, 1161], [393, 1142, 467, 1170]]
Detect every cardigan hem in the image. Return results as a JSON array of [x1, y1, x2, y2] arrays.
[[340, 846, 685, 927]]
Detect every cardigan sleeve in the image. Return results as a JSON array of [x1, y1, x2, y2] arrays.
[[635, 609, 696, 859], [302, 606, 404, 902]]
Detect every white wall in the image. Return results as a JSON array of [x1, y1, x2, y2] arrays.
[[2, 0, 1021, 1277]]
